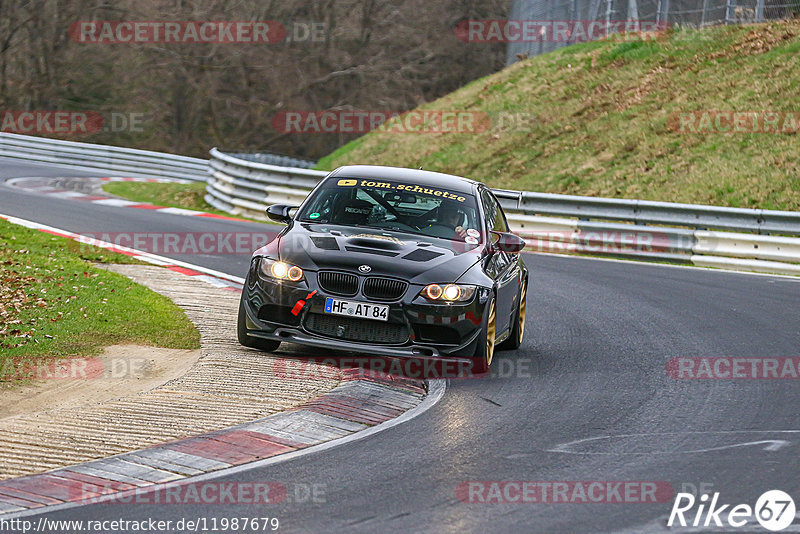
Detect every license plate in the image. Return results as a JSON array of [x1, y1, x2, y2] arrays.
[[324, 298, 389, 322]]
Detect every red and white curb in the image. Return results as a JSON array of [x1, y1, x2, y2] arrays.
[[0, 213, 244, 291], [6, 176, 247, 222], [0, 213, 445, 518], [0, 374, 441, 517]]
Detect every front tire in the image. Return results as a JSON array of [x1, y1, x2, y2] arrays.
[[237, 298, 281, 352], [498, 280, 527, 351], [470, 298, 496, 375]]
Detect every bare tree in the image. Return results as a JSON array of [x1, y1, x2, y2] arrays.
[[0, 0, 509, 158]]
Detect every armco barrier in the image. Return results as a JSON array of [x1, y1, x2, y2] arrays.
[[206, 148, 800, 275], [0, 132, 208, 181], [504, 191, 800, 236], [205, 148, 326, 216], [4, 136, 798, 276]]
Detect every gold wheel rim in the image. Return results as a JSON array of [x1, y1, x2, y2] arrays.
[[486, 300, 496, 366], [519, 283, 527, 342]]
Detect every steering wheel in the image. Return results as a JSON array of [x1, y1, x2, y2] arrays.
[[424, 222, 459, 238], [377, 221, 418, 232]]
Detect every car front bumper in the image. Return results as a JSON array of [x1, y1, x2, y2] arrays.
[[240, 263, 491, 361]]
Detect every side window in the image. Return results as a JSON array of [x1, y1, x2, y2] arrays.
[[481, 190, 495, 232], [481, 190, 509, 233], [492, 197, 509, 233]]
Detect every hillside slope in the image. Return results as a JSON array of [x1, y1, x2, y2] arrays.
[[318, 21, 800, 211]]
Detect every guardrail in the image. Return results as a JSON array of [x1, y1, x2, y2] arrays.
[[206, 148, 327, 215], [207, 148, 800, 276], [0, 132, 208, 181]]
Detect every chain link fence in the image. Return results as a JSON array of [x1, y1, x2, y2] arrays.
[[506, 0, 800, 63]]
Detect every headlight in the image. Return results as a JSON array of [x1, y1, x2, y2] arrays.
[[419, 284, 476, 302], [260, 258, 304, 282]]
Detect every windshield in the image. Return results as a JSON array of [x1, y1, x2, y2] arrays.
[[296, 177, 482, 242]]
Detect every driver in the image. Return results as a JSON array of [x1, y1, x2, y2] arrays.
[[436, 203, 467, 239]]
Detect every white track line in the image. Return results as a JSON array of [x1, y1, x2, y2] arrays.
[[3, 380, 447, 520], [1, 211, 447, 520], [0, 213, 244, 286], [533, 251, 800, 281]]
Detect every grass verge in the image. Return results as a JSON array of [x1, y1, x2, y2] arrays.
[[102, 181, 246, 219], [0, 219, 200, 363], [319, 21, 800, 211]]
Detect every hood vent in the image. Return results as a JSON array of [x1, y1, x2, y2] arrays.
[[345, 246, 398, 257], [402, 249, 443, 262], [310, 236, 339, 250], [347, 237, 403, 250]]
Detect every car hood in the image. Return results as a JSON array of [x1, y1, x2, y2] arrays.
[[255, 223, 483, 285]]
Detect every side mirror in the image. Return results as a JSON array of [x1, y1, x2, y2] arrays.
[[266, 204, 298, 224], [491, 231, 526, 254]]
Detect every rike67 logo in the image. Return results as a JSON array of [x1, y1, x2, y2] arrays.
[[668, 490, 796, 531]]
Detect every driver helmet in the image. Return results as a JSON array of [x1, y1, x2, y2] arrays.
[[438, 201, 464, 228]]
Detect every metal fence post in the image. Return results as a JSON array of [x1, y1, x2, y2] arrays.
[[569, 0, 580, 43], [627, 0, 639, 24], [725, 0, 736, 24], [755, 0, 765, 22], [701, 0, 710, 26], [589, 0, 603, 26]]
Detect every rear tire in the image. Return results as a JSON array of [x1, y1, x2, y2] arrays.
[[237, 298, 281, 352], [470, 298, 496, 375], [498, 280, 527, 351]]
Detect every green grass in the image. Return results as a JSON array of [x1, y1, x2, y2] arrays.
[[0, 220, 200, 363], [102, 181, 243, 219], [318, 20, 800, 211]]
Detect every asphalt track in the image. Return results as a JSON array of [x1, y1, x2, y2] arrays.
[[2, 157, 800, 533]]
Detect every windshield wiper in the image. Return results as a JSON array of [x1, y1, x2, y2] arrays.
[[344, 223, 424, 236]]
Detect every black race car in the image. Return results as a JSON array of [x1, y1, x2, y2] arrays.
[[237, 165, 528, 374]]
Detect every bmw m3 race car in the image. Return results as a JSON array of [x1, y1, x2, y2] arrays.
[[237, 165, 528, 374]]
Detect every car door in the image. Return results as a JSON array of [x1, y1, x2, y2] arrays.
[[480, 189, 520, 336]]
